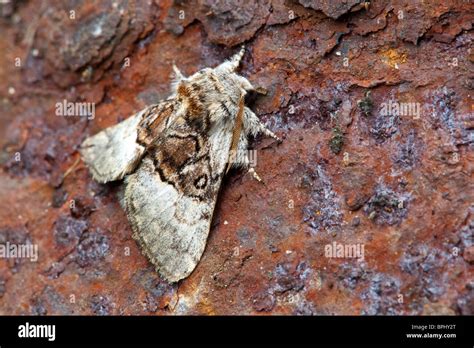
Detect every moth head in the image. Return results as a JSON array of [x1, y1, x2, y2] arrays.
[[231, 73, 255, 93], [213, 46, 255, 93]]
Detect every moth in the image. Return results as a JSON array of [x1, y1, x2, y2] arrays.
[[80, 47, 280, 282]]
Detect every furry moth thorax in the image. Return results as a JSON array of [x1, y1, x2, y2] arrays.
[[80, 47, 280, 282]]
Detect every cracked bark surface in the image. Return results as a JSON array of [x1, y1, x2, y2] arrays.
[[0, 0, 473, 315]]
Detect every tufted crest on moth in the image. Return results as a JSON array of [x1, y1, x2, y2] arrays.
[[176, 81, 205, 116]]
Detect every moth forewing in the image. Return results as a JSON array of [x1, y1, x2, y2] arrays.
[[79, 107, 150, 183], [81, 49, 278, 282]]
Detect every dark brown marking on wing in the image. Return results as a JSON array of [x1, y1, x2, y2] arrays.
[[177, 154, 215, 201], [194, 174, 208, 189], [140, 77, 229, 202], [177, 83, 203, 116], [137, 102, 175, 147], [152, 135, 199, 175], [220, 102, 231, 119]]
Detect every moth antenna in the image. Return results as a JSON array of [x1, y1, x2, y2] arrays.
[[216, 45, 246, 73], [172, 63, 185, 80]]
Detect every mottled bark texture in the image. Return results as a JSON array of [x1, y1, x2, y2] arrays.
[[0, 0, 473, 315]]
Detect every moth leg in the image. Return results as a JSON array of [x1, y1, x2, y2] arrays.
[[231, 133, 263, 183], [243, 107, 281, 142], [254, 86, 268, 95], [248, 168, 263, 182]]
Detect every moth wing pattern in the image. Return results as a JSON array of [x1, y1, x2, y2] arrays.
[[124, 155, 221, 283], [79, 106, 153, 183], [125, 96, 235, 282], [80, 47, 279, 283]]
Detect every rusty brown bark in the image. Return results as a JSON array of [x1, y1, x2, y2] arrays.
[[0, 0, 472, 315]]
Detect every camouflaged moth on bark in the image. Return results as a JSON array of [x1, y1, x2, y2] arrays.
[[80, 48, 280, 282]]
